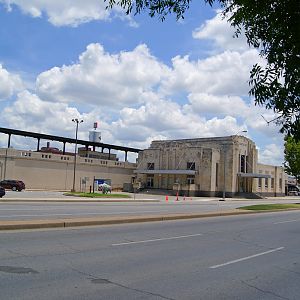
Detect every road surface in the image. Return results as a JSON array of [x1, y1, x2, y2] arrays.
[[0, 210, 299, 299]]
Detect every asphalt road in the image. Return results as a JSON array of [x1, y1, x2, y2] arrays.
[[1, 191, 300, 222], [0, 210, 300, 299]]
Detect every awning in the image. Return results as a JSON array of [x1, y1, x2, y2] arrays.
[[134, 169, 196, 175], [237, 173, 271, 178]]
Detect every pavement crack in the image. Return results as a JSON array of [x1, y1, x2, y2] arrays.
[[67, 262, 176, 300], [240, 280, 290, 300], [274, 265, 300, 277], [98, 279, 176, 300]]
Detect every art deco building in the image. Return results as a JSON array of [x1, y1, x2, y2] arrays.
[[134, 136, 285, 197]]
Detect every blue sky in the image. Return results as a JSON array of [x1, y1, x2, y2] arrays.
[[0, 0, 284, 164]]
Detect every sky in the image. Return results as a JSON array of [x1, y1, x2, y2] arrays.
[[0, 0, 284, 164]]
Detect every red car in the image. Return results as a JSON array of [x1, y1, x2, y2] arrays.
[[0, 180, 25, 191]]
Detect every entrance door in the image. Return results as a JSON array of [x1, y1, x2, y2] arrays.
[[239, 177, 253, 193], [147, 175, 154, 188]]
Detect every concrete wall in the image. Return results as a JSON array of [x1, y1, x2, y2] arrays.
[[0, 148, 136, 191], [255, 163, 285, 196]]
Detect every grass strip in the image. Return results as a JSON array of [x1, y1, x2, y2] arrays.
[[64, 192, 131, 198], [238, 203, 300, 211]]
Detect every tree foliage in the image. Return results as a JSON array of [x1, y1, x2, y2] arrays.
[[284, 136, 300, 181], [106, 0, 300, 140]]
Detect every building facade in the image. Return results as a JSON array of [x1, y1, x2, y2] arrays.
[[134, 136, 285, 197], [0, 148, 136, 191]]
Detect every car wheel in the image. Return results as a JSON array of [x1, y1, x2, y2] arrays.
[[12, 186, 17, 191]]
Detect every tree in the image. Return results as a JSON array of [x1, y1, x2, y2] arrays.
[[284, 136, 300, 182], [106, 0, 300, 140]]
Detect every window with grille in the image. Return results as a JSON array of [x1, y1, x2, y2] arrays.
[[147, 163, 154, 170], [187, 162, 195, 170]]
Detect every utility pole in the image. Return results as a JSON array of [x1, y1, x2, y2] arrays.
[[71, 118, 83, 192]]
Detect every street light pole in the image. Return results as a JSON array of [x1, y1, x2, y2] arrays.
[[71, 118, 83, 192]]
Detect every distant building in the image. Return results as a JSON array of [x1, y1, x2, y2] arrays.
[[134, 136, 285, 197]]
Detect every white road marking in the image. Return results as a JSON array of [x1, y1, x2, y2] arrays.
[[112, 233, 203, 246], [273, 219, 300, 224], [210, 247, 284, 269]]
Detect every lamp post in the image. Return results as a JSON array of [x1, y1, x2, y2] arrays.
[[71, 118, 83, 192], [220, 130, 247, 201]]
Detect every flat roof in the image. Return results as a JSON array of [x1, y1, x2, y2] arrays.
[[134, 169, 196, 175]]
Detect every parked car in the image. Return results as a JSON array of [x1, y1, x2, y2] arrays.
[[0, 186, 5, 198], [0, 180, 25, 191], [287, 185, 300, 196]]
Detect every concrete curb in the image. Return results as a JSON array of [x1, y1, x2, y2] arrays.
[[1, 208, 300, 231], [0, 199, 160, 203], [0, 210, 256, 230]]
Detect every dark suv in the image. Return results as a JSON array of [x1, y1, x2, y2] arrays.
[[0, 180, 25, 191], [0, 186, 5, 198]]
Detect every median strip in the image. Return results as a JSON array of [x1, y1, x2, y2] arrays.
[[0, 206, 299, 231]]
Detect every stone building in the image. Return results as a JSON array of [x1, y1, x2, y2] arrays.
[[134, 135, 285, 197]]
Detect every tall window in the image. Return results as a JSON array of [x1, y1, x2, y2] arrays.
[[258, 178, 262, 188], [265, 178, 268, 188], [147, 175, 154, 187], [147, 163, 154, 170], [187, 162, 195, 170], [271, 178, 274, 189], [240, 155, 245, 173], [216, 163, 219, 187]]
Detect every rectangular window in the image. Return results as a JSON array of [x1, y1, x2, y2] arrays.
[[187, 162, 195, 170], [240, 155, 245, 173], [147, 162, 154, 170], [265, 178, 268, 188], [216, 163, 219, 187], [271, 178, 274, 188], [279, 178, 282, 188], [187, 175, 195, 185], [258, 178, 262, 188]]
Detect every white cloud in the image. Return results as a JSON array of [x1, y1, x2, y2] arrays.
[[161, 50, 261, 97], [186, 93, 248, 116], [258, 143, 284, 166], [0, 64, 23, 99], [0, 0, 139, 27], [110, 96, 245, 145], [36, 43, 169, 108], [1, 0, 109, 27], [192, 10, 249, 52], [0, 90, 103, 141]]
